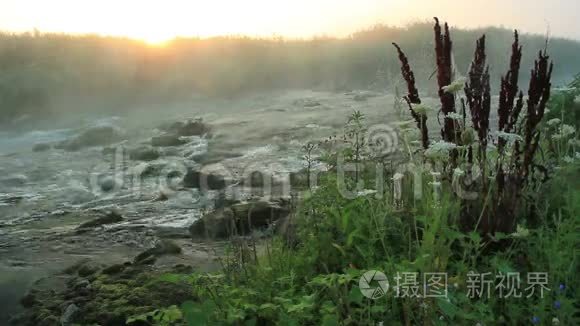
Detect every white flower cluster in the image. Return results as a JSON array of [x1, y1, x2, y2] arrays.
[[495, 131, 523, 144], [445, 112, 463, 121], [547, 118, 561, 127], [410, 103, 432, 115], [562, 152, 580, 164], [511, 224, 530, 238], [442, 77, 467, 94], [563, 156, 575, 164], [552, 124, 576, 141], [453, 167, 465, 177], [425, 141, 457, 159], [356, 189, 378, 197], [569, 138, 580, 147]]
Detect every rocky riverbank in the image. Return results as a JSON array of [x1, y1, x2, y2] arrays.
[[0, 90, 403, 324]]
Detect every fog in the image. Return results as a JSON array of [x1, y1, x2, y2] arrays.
[[1, 15, 579, 326]]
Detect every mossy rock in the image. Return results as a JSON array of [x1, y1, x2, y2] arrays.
[[133, 240, 182, 264], [77, 263, 100, 277]]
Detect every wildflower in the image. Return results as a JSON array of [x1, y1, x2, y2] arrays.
[[453, 167, 465, 177], [568, 138, 580, 146], [445, 112, 463, 121], [496, 131, 523, 144], [356, 189, 377, 197], [560, 124, 576, 137], [531, 316, 540, 324], [547, 118, 561, 127], [442, 77, 467, 94], [559, 283, 566, 291], [554, 301, 561, 309], [552, 317, 560, 325], [511, 224, 530, 238], [563, 156, 575, 164], [425, 141, 457, 159], [410, 103, 433, 115]]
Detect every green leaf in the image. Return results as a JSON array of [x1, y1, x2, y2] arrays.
[[321, 314, 340, 326], [347, 286, 363, 304], [437, 298, 458, 319], [181, 301, 213, 326], [331, 243, 346, 256], [346, 229, 360, 247]]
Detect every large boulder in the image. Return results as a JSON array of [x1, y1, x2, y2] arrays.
[[98, 175, 123, 192], [128, 146, 161, 161], [175, 119, 210, 136], [56, 125, 123, 151], [32, 143, 51, 152], [133, 239, 182, 264], [189, 200, 290, 239], [182, 169, 227, 190], [160, 118, 210, 137]]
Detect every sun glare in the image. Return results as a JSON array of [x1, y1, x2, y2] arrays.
[[136, 32, 175, 46]]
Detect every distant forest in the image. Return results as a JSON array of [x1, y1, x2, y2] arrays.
[[1, 22, 580, 122]]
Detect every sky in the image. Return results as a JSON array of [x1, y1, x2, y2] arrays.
[[0, 0, 579, 44]]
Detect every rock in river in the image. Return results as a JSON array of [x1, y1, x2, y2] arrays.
[[55, 125, 123, 151], [128, 146, 161, 161], [77, 210, 123, 230], [98, 175, 123, 192], [182, 169, 227, 190], [151, 134, 187, 147], [189, 200, 290, 239], [32, 142, 51, 152], [134, 239, 182, 264]]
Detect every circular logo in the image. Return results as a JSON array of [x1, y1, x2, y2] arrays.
[[359, 270, 389, 299], [366, 124, 399, 156]]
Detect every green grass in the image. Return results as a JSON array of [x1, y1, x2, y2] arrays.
[[141, 110, 579, 325]]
